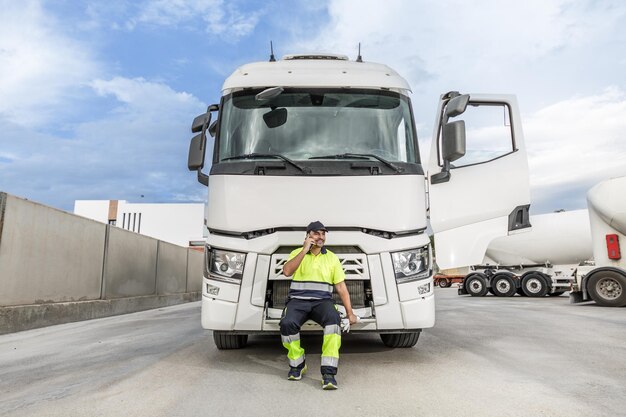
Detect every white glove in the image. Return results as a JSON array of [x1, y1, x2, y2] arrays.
[[340, 316, 360, 333]]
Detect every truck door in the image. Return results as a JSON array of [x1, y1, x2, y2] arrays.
[[428, 92, 531, 270]]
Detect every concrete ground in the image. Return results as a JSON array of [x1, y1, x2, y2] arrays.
[[1, 289, 625, 417]]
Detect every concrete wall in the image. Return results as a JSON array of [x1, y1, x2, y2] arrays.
[[156, 241, 188, 295], [186, 249, 204, 293], [0, 194, 106, 306], [104, 227, 159, 298], [0, 192, 204, 334]]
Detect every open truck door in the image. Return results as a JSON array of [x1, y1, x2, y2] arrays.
[[428, 92, 531, 270]]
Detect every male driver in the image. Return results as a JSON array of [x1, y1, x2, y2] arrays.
[[280, 220, 358, 390]]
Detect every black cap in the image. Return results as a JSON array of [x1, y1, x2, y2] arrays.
[[306, 220, 327, 233]]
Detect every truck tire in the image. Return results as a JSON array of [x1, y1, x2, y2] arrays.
[[587, 271, 626, 307], [521, 273, 549, 297], [516, 287, 527, 296], [380, 332, 420, 348], [439, 278, 451, 288], [213, 331, 248, 349], [465, 274, 488, 297], [492, 273, 517, 297]]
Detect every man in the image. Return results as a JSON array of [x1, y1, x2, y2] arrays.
[[280, 220, 358, 390]]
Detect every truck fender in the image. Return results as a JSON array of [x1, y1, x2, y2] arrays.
[[581, 266, 626, 301]]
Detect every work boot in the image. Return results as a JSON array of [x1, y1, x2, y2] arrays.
[[322, 374, 338, 390], [287, 364, 307, 380]]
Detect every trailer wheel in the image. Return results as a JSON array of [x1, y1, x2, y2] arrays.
[[465, 274, 488, 297], [213, 331, 248, 349], [521, 273, 549, 297], [438, 279, 451, 288], [492, 274, 516, 297], [380, 332, 420, 348], [587, 271, 626, 307]]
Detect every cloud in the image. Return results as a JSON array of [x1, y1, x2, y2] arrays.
[[0, 76, 209, 210], [0, 1, 100, 126], [123, 0, 261, 39], [524, 87, 626, 212]]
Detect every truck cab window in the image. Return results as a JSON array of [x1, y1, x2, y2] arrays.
[[443, 103, 514, 168], [217, 89, 418, 165]]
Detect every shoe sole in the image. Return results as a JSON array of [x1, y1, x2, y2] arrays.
[[287, 364, 307, 380], [322, 382, 338, 390]]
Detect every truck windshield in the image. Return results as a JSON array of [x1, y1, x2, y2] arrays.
[[217, 89, 418, 164]]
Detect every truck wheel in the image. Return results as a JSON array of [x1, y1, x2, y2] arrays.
[[439, 279, 451, 288], [516, 287, 527, 296], [213, 331, 248, 349], [465, 274, 488, 297], [522, 273, 549, 297], [549, 291, 565, 297], [587, 271, 626, 307], [380, 332, 420, 348], [492, 274, 516, 297]]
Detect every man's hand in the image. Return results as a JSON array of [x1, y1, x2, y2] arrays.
[[348, 313, 358, 325], [302, 236, 316, 253]]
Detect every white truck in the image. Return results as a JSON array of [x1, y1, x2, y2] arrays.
[[570, 176, 626, 306], [459, 210, 593, 297], [186, 53, 531, 349]]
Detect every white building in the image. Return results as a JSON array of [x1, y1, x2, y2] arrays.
[[74, 200, 206, 247]]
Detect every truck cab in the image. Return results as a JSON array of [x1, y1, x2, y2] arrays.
[[187, 53, 531, 348]]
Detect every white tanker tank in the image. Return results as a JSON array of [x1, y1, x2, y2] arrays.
[[484, 209, 592, 266], [459, 210, 593, 297], [570, 176, 626, 306]]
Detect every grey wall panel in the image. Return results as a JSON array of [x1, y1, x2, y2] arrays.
[[104, 226, 157, 298], [186, 249, 203, 292], [0, 194, 106, 306], [156, 241, 187, 295]]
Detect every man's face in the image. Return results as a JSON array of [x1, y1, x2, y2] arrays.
[[308, 230, 326, 247]]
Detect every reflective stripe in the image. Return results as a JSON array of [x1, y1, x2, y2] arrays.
[[290, 294, 330, 300], [290, 281, 333, 292], [281, 333, 300, 344], [324, 324, 341, 336], [289, 355, 305, 367], [321, 356, 339, 367]]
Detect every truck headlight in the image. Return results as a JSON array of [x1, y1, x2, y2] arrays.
[[391, 246, 429, 283], [207, 248, 246, 283]]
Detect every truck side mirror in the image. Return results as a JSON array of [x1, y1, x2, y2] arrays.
[[188, 134, 205, 171], [191, 104, 219, 133], [445, 94, 470, 118], [431, 120, 467, 185], [442, 120, 466, 162], [188, 134, 209, 186], [188, 104, 218, 186]]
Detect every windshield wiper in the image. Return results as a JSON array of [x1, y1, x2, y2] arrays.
[[221, 153, 311, 174], [309, 153, 403, 173]]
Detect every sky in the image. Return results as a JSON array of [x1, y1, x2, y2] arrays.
[[1, 0, 625, 214]]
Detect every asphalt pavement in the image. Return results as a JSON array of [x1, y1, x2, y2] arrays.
[[1, 289, 625, 417]]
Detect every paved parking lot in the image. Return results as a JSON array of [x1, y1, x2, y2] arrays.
[[1, 288, 625, 417]]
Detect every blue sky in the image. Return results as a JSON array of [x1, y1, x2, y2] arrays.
[[1, 0, 625, 214]]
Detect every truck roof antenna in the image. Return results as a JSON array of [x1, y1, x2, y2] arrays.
[[356, 43, 363, 62], [269, 41, 276, 62]]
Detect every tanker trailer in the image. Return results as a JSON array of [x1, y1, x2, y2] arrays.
[[570, 176, 626, 306], [460, 209, 593, 297]]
